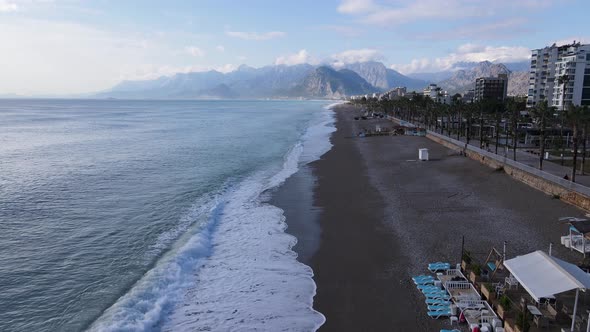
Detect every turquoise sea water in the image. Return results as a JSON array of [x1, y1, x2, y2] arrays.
[[0, 99, 334, 331]]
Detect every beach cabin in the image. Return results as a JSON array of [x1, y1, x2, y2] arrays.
[[560, 217, 590, 257], [504, 250, 590, 331]]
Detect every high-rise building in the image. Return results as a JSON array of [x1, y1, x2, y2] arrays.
[[527, 42, 590, 109], [474, 74, 508, 102]]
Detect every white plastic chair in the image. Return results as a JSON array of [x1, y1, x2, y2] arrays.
[[505, 275, 519, 290]]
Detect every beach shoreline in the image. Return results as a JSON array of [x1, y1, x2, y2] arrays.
[[271, 103, 587, 331]]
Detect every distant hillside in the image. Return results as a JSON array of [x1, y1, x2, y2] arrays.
[[342, 61, 428, 91], [97, 64, 314, 99], [507, 71, 529, 96], [290, 66, 378, 98], [407, 71, 455, 83], [385, 68, 429, 91], [95, 60, 429, 99], [436, 61, 528, 96]]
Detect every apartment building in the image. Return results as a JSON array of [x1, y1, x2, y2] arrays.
[[527, 42, 590, 109], [474, 74, 508, 102]]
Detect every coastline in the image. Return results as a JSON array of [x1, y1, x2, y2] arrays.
[[272, 103, 587, 331]]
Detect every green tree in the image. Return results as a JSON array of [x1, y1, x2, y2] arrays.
[[506, 98, 521, 161], [530, 100, 554, 170], [565, 105, 590, 182], [558, 75, 571, 165]]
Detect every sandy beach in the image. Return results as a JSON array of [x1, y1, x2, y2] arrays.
[[271, 104, 588, 331]]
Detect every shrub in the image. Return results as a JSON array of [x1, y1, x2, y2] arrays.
[[471, 264, 482, 276], [516, 311, 531, 332], [462, 250, 472, 265], [499, 295, 511, 311]]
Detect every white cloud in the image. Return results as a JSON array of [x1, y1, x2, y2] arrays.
[[0, 0, 18, 12], [185, 46, 205, 57], [330, 48, 383, 67], [275, 49, 317, 66], [337, 0, 558, 26], [390, 44, 531, 74], [226, 30, 285, 41], [216, 63, 236, 73], [337, 0, 376, 13], [0, 18, 207, 95], [216, 45, 225, 52]]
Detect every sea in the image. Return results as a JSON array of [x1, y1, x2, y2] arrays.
[[0, 99, 337, 332]]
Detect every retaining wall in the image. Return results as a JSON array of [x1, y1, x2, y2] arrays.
[[425, 130, 590, 212]]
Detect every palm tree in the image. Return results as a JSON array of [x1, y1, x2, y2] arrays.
[[464, 103, 475, 144], [530, 100, 554, 170], [565, 105, 590, 182], [493, 100, 503, 154], [453, 100, 464, 141], [476, 101, 485, 148], [506, 98, 520, 161], [477, 100, 496, 150], [581, 108, 590, 176], [558, 75, 570, 165]]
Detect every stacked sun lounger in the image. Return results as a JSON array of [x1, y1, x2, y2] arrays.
[[412, 271, 452, 319], [428, 262, 451, 272]]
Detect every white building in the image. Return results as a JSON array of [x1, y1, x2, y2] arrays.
[[527, 42, 590, 109], [423, 84, 451, 104]]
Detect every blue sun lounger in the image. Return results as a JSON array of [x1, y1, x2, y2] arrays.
[[412, 275, 434, 284], [424, 292, 449, 299], [415, 278, 435, 286], [422, 288, 445, 294], [428, 262, 451, 272], [426, 298, 451, 305], [427, 309, 452, 318], [427, 304, 450, 311], [417, 284, 439, 291], [426, 293, 451, 300]]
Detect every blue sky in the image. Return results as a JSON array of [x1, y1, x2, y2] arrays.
[[0, 0, 588, 95]]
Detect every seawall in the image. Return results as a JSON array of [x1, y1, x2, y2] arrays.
[[425, 130, 590, 212]]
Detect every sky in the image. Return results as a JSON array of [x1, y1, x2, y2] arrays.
[[0, 0, 589, 95]]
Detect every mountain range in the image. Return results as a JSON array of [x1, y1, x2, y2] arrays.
[[96, 60, 530, 99], [96, 61, 427, 99], [436, 61, 529, 96]]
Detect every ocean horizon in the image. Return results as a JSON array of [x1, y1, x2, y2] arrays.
[[0, 99, 336, 331]]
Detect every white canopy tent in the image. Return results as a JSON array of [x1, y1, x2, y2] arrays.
[[504, 250, 590, 331]]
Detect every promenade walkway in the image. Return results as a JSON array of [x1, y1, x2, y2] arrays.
[[393, 117, 590, 189], [453, 136, 590, 188]]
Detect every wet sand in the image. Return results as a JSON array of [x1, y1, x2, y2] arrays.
[[271, 104, 587, 331]]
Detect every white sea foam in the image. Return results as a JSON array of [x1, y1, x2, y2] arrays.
[[87, 196, 225, 332], [88, 105, 335, 332]]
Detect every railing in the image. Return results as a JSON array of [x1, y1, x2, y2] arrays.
[[446, 281, 472, 290], [456, 299, 487, 309], [445, 269, 466, 278]]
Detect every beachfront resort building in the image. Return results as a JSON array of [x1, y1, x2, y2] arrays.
[[527, 41, 590, 109], [423, 84, 451, 104], [474, 74, 508, 102]]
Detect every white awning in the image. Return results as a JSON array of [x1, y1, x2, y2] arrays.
[[504, 250, 590, 301]]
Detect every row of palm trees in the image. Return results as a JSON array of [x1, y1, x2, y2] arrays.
[[350, 95, 590, 183]]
